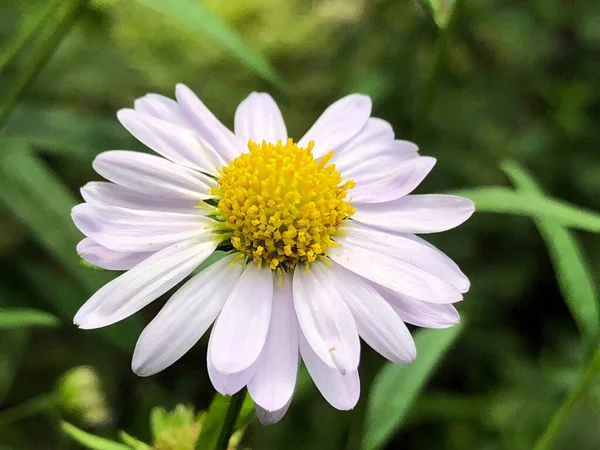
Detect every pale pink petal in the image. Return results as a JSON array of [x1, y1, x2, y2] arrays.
[[330, 263, 416, 364], [133, 94, 191, 127], [248, 273, 299, 411], [292, 263, 360, 373], [74, 236, 218, 329], [77, 238, 154, 270], [132, 255, 243, 377], [349, 157, 436, 203], [72, 204, 210, 252], [118, 109, 225, 173], [331, 118, 417, 183], [255, 398, 293, 425], [341, 221, 470, 294], [93, 151, 215, 200], [376, 285, 461, 329], [81, 182, 196, 213], [299, 331, 360, 410], [175, 84, 245, 161], [208, 330, 258, 395], [210, 263, 273, 373], [329, 238, 462, 304], [234, 92, 287, 144], [352, 194, 475, 234], [299, 94, 372, 159]]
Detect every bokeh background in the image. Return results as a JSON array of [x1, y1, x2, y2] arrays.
[[1, 0, 600, 449]]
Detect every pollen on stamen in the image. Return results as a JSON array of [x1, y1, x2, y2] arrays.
[[210, 138, 356, 270]]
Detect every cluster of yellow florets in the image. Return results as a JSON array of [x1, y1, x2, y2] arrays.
[[211, 139, 355, 270]]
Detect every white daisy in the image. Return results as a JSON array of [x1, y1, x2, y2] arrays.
[[72, 85, 474, 424]]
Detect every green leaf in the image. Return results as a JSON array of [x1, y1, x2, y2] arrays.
[[2, 104, 141, 160], [0, 308, 60, 329], [196, 392, 252, 450], [362, 322, 465, 450], [0, 0, 90, 128], [0, 329, 28, 404], [417, 0, 458, 29], [455, 187, 600, 232], [0, 139, 141, 349], [119, 431, 151, 450], [136, 0, 285, 90], [61, 422, 130, 450], [501, 161, 599, 352]]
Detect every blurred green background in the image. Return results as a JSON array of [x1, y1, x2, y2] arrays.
[[1, 0, 600, 449]]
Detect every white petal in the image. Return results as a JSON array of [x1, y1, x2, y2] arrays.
[[208, 331, 257, 395], [81, 182, 196, 213], [299, 94, 372, 159], [248, 274, 299, 411], [331, 118, 418, 182], [329, 263, 416, 364], [350, 157, 436, 203], [342, 221, 470, 294], [292, 263, 360, 373], [175, 84, 245, 161], [93, 151, 215, 200], [210, 263, 274, 373], [77, 238, 153, 270], [329, 237, 462, 304], [255, 398, 292, 425], [234, 92, 287, 144], [377, 285, 461, 329], [118, 109, 225, 173], [299, 331, 360, 410], [72, 203, 210, 252], [132, 255, 243, 377], [352, 194, 475, 234], [133, 94, 191, 127], [74, 236, 218, 329]]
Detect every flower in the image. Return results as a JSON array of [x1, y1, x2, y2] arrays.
[[72, 85, 474, 424]]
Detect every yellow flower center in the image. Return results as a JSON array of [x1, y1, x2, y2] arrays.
[[211, 139, 355, 271]]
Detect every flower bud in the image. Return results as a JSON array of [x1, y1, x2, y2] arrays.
[[56, 366, 110, 427]]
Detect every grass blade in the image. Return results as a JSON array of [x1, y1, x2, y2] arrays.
[[0, 0, 90, 129], [136, 0, 284, 90], [455, 187, 600, 232], [362, 322, 465, 450], [501, 160, 599, 352], [61, 422, 130, 450], [0, 139, 141, 349], [0, 0, 58, 72], [0, 309, 60, 329]]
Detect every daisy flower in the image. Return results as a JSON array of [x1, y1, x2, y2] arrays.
[[72, 85, 474, 424]]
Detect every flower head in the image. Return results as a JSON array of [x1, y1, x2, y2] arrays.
[[72, 85, 474, 424]]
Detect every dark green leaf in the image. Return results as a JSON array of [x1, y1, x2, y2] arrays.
[[196, 392, 252, 450], [136, 0, 285, 90], [362, 322, 465, 450], [0, 139, 141, 349], [61, 422, 130, 450], [417, 0, 458, 29], [455, 187, 600, 232], [0, 308, 60, 329], [502, 161, 599, 352]]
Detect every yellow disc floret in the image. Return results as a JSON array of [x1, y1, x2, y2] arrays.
[[211, 139, 355, 270]]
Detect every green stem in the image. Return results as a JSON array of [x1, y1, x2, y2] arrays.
[[412, 0, 463, 142], [0, 392, 58, 427], [0, 0, 59, 72], [533, 345, 600, 450], [213, 391, 245, 450], [0, 0, 89, 129]]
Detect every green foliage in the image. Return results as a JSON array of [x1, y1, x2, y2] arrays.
[[456, 187, 600, 232], [0, 308, 59, 329], [61, 422, 130, 450], [135, 0, 284, 90], [362, 323, 465, 450], [502, 161, 600, 353]]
